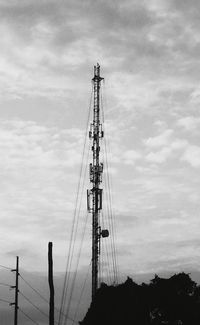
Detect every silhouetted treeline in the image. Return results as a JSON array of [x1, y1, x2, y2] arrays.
[[80, 273, 200, 325]]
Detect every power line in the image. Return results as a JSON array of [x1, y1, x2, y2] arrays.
[[19, 291, 49, 320], [72, 261, 91, 325], [104, 153, 118, 282], [100, 212, 113, 284], [64, 211, 89, 324], [0, 298, 12, 304], [63, 146, 90, 323], [19, 291, 74, 325], [19, 308, 40, 325], [0, 283, 11, 288], [58, 86, 93, 325], [0, 264, 12, 270], [19, 275, 49, 304], [101, 131, 117, 283], [101, 84, 119, 284], [19, 274, 77, 323]]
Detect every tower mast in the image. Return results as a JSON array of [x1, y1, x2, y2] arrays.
[[87, 63, 109, 300]]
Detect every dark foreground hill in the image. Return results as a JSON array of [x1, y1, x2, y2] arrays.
[[80, 273, 200, 325]]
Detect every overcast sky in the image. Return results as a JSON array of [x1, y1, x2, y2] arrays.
[[1, 0, 200, 323]]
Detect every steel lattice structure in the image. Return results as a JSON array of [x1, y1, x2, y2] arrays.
[[87, 64, 109, 300]]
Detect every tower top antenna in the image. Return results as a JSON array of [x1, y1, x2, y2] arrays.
[[92, 63, 104, 81]]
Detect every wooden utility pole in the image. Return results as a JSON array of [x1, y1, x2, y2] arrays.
[[11, 256, 19, 325], [48, 242, 54, 325]]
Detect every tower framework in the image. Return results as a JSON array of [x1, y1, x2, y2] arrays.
[[87, 64, 109, 300]]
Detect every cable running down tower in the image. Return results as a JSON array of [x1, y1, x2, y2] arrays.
[[87, 63, 109, 300]]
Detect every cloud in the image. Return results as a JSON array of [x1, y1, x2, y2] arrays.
[[122, 149, 142, 165], [146, 147, 172, 163], [177, 116, 200, 131], [0, 0, 198, 123], [182, 144, 200, 167], [0, 118, 93, 276], [0, 0, 192, 102], [1, 2, 200, 322], [145, 138, 188, 164], [0, 120, 84, 168], [144, 129, 173, 148], [170, 139, 188, 150]]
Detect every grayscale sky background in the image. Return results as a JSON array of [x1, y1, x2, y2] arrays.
[[1, 0, 200, 324]]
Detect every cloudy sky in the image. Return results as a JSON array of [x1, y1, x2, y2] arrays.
[[1, 0, 200, 323]]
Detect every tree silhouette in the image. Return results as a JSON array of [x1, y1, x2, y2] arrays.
[[80, 273, 200, 325]]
